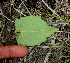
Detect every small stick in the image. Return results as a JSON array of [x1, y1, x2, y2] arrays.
[[22, 1, 31, 15], [42, 0, 59, 17]]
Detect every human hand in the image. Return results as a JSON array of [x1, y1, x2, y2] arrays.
[[0, 45, 28, 59]]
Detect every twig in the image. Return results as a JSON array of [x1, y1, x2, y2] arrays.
[[14, 8, 26, 16], [1, 14, 12, 22], [22, 1, 31, 15], [0, 6, 13, 22], [42, 0, 59, 17], [18, 1, 31, 15]]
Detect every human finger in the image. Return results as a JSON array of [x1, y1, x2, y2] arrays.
[[0, 45, 28, 59]]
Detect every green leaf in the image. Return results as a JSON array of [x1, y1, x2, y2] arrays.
[[15, 15, 58, 46]]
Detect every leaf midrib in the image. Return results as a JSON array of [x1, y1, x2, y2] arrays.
[[15, 30, 48, 33]]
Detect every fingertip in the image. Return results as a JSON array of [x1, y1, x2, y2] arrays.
[[9, 45, 28, 58]]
